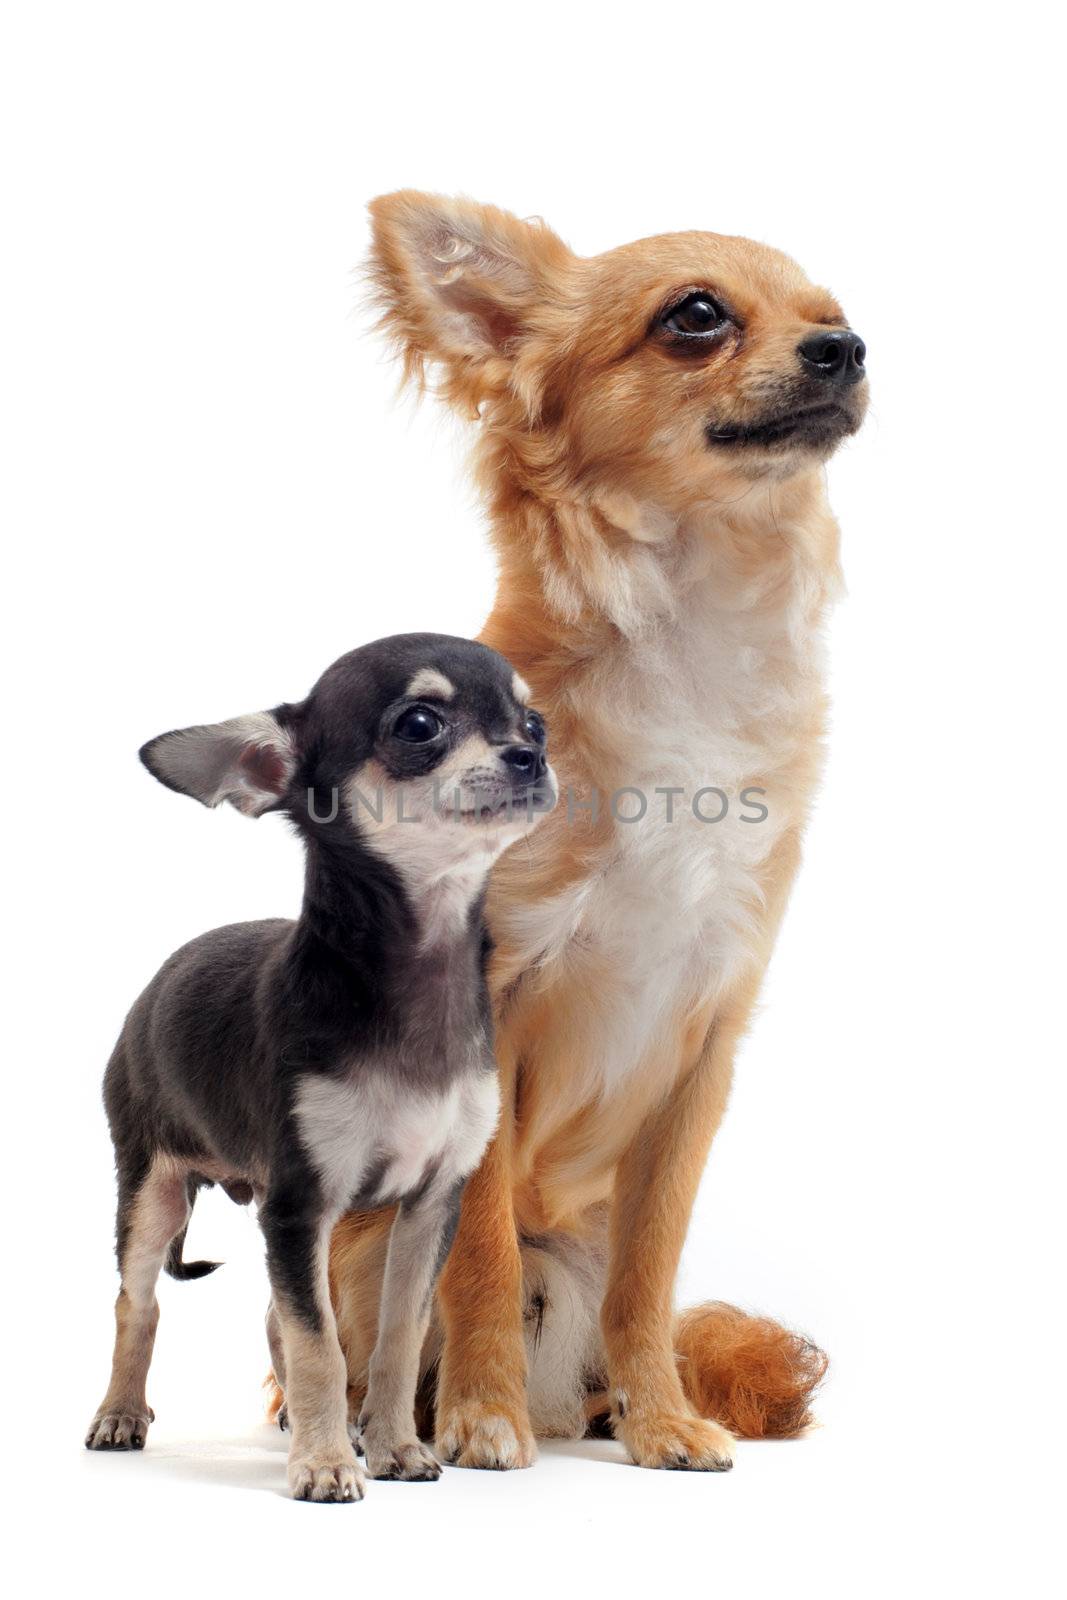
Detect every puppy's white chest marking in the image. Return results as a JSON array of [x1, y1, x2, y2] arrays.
[[294, 1069, 500, 1210]]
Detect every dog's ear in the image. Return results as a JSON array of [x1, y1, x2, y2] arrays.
[[367, 190, 573, 403], [140, 710, 297, 817]]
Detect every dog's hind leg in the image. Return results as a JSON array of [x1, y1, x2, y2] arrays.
[[358, 1185, 463, 1481], [85, 1155, 191, 1451]]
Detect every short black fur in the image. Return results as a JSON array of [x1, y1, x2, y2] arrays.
[[87, 633, 554, 1489]]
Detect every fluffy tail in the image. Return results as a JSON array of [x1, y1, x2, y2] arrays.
[[163, 1177, 222, 1281], [521, 1223, 827, 1441], [673, 1301, 827, 1439]]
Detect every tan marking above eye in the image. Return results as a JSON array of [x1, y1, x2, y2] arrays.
[[405, 669, 456, 701], [511, 672, 532, 703]]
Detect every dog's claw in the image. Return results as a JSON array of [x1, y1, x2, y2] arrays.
[[288, 1455, 365, 1503], [435, 1401, 537, 1470], [85, 1409, 154, 1452], [363, 1435, 441, 1482], [615, 1410, 735, 1472]]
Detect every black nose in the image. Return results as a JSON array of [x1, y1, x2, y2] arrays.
[[500, 743, 542, 782], [797, 329, 866, 387]]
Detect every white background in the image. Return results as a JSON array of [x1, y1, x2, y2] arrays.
[[2, 3, 1062, 1594]]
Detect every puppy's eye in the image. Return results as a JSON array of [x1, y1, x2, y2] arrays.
[[393, 706, 443, 743], [524, 710, 547, 746], [663, 293, 727, 337]]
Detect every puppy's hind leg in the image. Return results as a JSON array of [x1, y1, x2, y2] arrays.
[[86, 1155, 190, 1451], [358, 1184, 462, 1481]]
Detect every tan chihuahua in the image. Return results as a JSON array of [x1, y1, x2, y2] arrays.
[[274, 194, 865, 1472]]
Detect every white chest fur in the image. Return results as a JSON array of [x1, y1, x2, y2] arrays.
[[501, 518, 837, 1102], [294, 1068, 500, 1211]]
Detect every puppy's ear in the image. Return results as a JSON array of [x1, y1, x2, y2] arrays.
[[140, 710, 297, 817], [367, 190, 573, 405]]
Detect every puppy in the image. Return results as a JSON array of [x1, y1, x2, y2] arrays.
[[316, 197, 865, 1472], [84, 633, 556, 1500]]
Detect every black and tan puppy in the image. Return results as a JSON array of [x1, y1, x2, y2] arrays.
[[84, 633, 556, 1501]]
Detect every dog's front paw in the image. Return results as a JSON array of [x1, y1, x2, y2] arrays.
[[85, 1407, 153, 1451], [288, 1446, 365, 1502], [363, 1433, 441, 1482], [436, 1399, 537, 1470], [615, 1406, 734, 1471]]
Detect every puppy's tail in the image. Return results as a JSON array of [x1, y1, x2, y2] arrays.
[[164, 1177, 222, 1282]]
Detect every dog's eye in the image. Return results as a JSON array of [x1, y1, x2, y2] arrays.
[[524, 710, 547, 746], [663, 293, 727, 337], [393, 706, 443, 743]]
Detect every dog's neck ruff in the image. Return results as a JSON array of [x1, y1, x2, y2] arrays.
[[487, 470, 842, 646]]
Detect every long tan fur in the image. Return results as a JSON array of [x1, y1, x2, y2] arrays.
[[269, 195, 864, 1469]]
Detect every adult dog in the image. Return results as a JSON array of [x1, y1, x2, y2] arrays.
[[277, 194, 866, 1472]]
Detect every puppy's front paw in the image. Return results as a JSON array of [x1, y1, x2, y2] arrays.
[[615, 1407, 734, 1471], [363, 1434, 441, 1482], [288, 1447, 365, 1503], [85, 1407, 153, 1451], [436, 1399, 537, 1470]]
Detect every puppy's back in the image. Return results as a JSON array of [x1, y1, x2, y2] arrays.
[[104, 919, 294, 1173]]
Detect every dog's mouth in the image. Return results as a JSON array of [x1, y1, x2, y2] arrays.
[[446, 774, 557, 824], [706, 400, 860, 452]]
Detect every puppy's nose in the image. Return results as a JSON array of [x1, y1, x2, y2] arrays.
[[500, 743, 543, 781], [797, 329, 866, 387]]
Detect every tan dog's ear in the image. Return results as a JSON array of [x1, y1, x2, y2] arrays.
[[367, 191, 573, 407]]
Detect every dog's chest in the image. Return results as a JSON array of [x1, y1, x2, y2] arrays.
[[293, 1066, 499, 1210], [511, 572, 827, 1095]]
